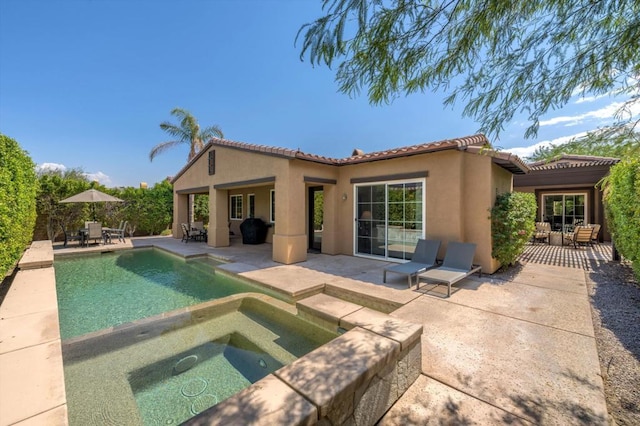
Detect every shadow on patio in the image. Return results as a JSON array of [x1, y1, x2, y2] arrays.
[[518, 242, 613, 271]]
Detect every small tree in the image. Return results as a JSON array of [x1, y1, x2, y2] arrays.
[[603, 158, 640, 279], [36, 169, 90, 240], [491, 192, 537, 268], [0, 134, 38, 278]]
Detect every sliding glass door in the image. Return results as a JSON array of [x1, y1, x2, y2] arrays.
[[355, 180, 424, 260], [542, 193, 586, 232]]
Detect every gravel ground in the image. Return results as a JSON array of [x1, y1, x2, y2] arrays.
[[586, 261, 640, 425]]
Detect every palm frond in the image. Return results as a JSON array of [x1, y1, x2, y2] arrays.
[[153, 107, 224, 162], [149, 140, 184, 161], [201, 125, 224, 140], [159, 122, 189, 140]]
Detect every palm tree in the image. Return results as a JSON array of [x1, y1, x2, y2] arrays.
[[150, 108, 223, 225], [150, 108, 224, 162]]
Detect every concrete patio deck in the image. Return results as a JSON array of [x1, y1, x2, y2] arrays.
[[131, 237, 610, 424], [2, 236, 610, 424]]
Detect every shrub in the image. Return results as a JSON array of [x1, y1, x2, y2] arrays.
[[35, 169, 90, 241], [491, 191, 537, 268], [116, 180, 173, 235], [604, 158, 640, 280], [193, 194, 209, 223], [0, 134, 38, 278]]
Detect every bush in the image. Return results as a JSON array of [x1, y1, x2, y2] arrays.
[[0, 134, 38, 278], [604, 158, 640, 280], [491, 191, 537, 268], [115, 180, 173, 236], [193, 194, 209, 223], [35, 169, 90, 241]]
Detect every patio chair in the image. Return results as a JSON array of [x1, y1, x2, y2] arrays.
[[181, 223, 204, 243], [61, 224, 83, 247], [590, 223, 601, 245], [383, 239, 441, 288], [108, 220, 127, 243], [190, 221, 208, 241], [87, 222, 103, 246], [533, 222, 551, 245], [416, 241, 482, 297], [565, 225, 593, 249]]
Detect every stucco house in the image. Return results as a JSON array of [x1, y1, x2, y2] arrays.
[[171, 134, 529, 274], [514, 155, 620, 242]]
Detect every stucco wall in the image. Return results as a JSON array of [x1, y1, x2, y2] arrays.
[[172, 146, 290, 248], [330, 150, 506, 273], [227, 186, 275, 241], [172, 144, 513, 271]]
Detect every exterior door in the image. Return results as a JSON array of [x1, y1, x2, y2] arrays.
[[542, 193, 586, 232], [355, 180, 424, 260], [308, 187, 323, 252]]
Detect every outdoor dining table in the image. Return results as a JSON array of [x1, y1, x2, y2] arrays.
[[78, 226, 118, 246]]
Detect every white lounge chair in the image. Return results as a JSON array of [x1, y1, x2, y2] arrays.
[[383, 239, 440, 287], [416, 241, 482, 297]]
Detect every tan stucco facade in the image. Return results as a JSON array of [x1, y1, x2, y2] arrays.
[[172, 137, 523, 274]]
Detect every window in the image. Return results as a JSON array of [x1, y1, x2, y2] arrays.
[[542, 193, 586, 232], [230, 195, 243, 220], [355, 180, 425, 261], [208, 150, 215, 175], [248, 194, 255, 218], [270, 190, 275, 223]]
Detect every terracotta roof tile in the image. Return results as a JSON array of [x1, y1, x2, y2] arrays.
[[465, 146, 530, 174], [171, 134, 525, 183], [209, 134, 490, 165], [528, 155, 620, 170]]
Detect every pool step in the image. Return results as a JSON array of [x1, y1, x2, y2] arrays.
[[185, 257, 221, 275], [297, 293, 423, 351], [297, 293, 363, 331]]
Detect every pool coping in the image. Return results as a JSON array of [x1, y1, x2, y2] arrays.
[[1, 241, 423, 425], [0, 241, 68, 425]]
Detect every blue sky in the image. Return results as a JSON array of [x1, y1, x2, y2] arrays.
[[1, 0, 634, 188]]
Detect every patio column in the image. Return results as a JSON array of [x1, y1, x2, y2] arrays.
[[174, 192, 189, 239], [272, 178, 307, 264], [209, 188, 229, 247]]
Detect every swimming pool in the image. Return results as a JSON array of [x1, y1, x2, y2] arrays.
[[54, 248, 279, 339], [62, 295, 338, 425]]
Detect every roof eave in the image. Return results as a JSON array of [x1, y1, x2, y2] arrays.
[[464, 146, 530, 174]]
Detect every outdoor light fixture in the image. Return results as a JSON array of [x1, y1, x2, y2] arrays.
[[342, 193, 348, 201]]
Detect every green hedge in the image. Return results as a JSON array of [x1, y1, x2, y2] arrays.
[[491, 191, 537, 268], [0, 134, 38, 278], [604, 157, 640, 279]]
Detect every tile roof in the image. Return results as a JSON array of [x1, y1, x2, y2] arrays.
[[171, 134, 529, 182], [208, 134, 491, 165], [340, 134, 493, 164], [465, 146, 530, 174], [528, 155, 620, 171]]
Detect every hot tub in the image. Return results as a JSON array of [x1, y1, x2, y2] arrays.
[[62, 294, 337, 425]]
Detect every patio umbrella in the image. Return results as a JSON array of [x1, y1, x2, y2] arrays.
[[59, 189, 124, 221]]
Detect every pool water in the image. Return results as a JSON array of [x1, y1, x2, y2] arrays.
[[55, 248, 276, 339], [129, 334, 283, 424], [62, 297, 338, 425]]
